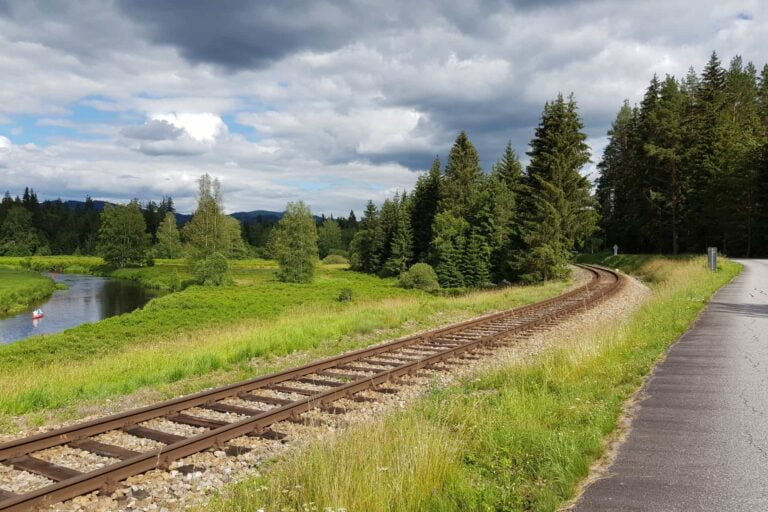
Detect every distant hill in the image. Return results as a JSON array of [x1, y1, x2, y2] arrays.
[[48, 200, 286, 225]]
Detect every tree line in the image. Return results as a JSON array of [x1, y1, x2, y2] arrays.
[[349, 93, 597, 285], [596, 52, 768, 256]]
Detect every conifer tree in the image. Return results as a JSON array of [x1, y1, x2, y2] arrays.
[[382, 196, 413, 276], [518, 94, 597, 281], [349, 201, 384, 273], [410, 157, 441, 262], [430, 212, 467, 288], [440, 131, 484, 218]]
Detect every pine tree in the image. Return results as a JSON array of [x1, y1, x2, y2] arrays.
[[489, 142, 523, 280]]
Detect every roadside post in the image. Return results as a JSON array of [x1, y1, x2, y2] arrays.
[[613, 244, 618, 256], [707, 247, 717, 271]]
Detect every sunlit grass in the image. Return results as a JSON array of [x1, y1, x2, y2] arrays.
[[0, 268, 55, 315], [208, 256, 740, 512], [0, 257, 567, 417]]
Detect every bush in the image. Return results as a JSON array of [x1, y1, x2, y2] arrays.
[[193, 252, 231, 286], [398, 263, 440, 292], [322, 254, 349, 265], [337, 287, 353, 302]]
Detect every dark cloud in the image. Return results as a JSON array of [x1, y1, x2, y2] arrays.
[[117, 0, 365, 70], [121, 119, 183, 141]]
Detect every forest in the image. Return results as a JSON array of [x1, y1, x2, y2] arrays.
[[597, 52, 768, 256]]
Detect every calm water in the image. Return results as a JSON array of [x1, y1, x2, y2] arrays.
[[0, 273, 154, 344]]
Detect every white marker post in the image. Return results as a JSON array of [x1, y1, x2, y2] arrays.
[[613, 244, 618, 256], [707, 247, 717, 271]]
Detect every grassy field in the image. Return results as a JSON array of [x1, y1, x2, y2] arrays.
[[0, 268, 56, 315], [0, 256, 569, 420], [207, 255, 741, 512]]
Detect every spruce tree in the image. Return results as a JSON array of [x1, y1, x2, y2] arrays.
[[518, 94, 596, 281], [349, 201, 384, 273], [410, 157, 441, 262], [382, 196, 413, 276], [430, 212, 466, 288], [440, 132, 484, 218], [317, 219, 343, 258]]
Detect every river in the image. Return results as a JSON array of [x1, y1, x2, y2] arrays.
[[0, 273, 155, 344]]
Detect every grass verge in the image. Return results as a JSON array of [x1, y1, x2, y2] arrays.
[[0, 269, 55, 315], [207, 255, 740, 512]]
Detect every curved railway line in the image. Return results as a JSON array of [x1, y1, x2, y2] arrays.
[[0, 264, 623, 511]]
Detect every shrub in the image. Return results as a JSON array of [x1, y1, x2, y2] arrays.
[[337, 287, 353, 302], [322, 254, 349, 265], [398, 263, 440, 292], [193, 252, 230, 286]]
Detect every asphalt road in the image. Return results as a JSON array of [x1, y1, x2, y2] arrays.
[[574, 259, 768, 511]]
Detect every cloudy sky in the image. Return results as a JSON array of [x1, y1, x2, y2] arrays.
[[0, 1, 764, 214]]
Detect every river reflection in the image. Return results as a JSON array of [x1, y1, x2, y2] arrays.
[[0, 273, 155, 344]]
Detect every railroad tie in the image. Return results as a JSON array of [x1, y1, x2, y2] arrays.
[[0, 489, 17, 502], [238, 393, 293, 406], [296, 377, 344, 387], [7, 455, 82, 482], [123, 426, 186, 445], [201, 402, 265, 416], [269, 384, 317, 396], [167, 414, 229, 430], [69, 439, 142, 461]]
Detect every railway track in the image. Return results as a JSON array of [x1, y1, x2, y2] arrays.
[[0, 264, 623, 511]]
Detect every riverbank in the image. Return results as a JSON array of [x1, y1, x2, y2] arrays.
[[0, 256, 570, 426], [207, 255, 740, 511], [0, 269, 56, 315]]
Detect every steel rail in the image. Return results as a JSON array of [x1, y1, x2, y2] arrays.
[[0, 264, 621, 511]]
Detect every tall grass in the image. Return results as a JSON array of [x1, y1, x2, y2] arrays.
[[208, 256, 740, 512], [0, 269, 55, 315]]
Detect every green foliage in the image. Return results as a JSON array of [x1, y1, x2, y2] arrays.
[[410, 157, 441, 262], [431, 212, 467, 288], [155, 212, 182, 259], [183, 174, 246, 260], [349, 201, 384, 273], [398, 263, 440, 292], [321, 254, 349, 265], [193, 252, 231, 286], [97, 201, 150, 268], [274, 201, 318, 283], [0, 269, 55, 315], [517, 94, 597, 281], [597, 52, 768, 256], [317, 219, 343, 259], [337, 287, 353, 302], [0, 206, 41, 256]]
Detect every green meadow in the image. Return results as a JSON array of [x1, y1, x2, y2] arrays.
[[0, 256, 568, 420], [208, 255, 740, 512], [0, 268, 56, 315]]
